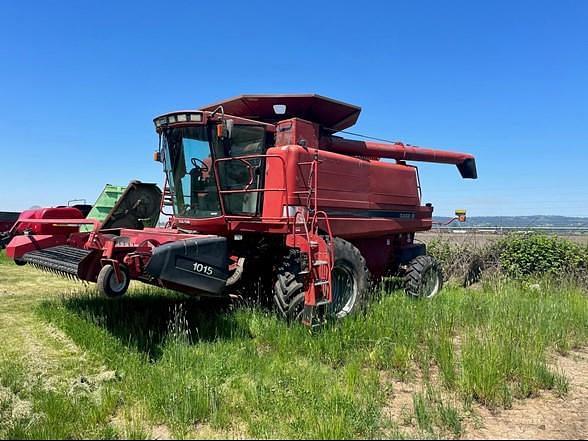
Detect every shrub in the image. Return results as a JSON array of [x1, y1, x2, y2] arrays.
[[426, 234, 588, 286], [497, 233, 588, 278], [426, 238, 498, 286]]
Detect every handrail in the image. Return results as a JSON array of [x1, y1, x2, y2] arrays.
[[160, 175, 175, 216], [212, 154, 291, 228], [312, 210, 334, 269]]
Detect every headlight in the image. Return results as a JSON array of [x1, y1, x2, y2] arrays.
[[154, 112, 203, 128]]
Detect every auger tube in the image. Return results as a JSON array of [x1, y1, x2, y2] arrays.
[[322, 137, 478, 179]]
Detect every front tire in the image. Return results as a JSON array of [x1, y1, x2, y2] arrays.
[[273, 249, 305, 322], [273, 238, 370, 322], [404, 255, 443, 299], [330, 237, 370, 318], [97, 264, 130, 298]]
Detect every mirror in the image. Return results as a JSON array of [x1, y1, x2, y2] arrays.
[[217, 119, 234, 140], [225, 119, 234, 139]]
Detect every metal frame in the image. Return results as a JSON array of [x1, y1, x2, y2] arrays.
[[212, 154, 292, 224]]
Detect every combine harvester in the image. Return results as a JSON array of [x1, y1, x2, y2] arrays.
[[5, 95, 476, 325]]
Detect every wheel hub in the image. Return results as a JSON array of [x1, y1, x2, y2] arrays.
[[331, 263, 357, 317], [109, 270, 127, 292], [421, 267, 440, 298]]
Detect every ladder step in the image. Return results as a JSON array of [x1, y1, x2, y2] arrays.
[[298, 270, 310, 275], [313, 260, 328, 266], [315, 300, 331, 306], [314, 280, 329, 286]]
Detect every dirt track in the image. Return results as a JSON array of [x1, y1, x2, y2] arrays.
[[464, 348, 588, 440], [382, 349, 588, 440]]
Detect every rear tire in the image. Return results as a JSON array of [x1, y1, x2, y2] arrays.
[[273, 238, 370, 322], [404, 255, 443, 299], [97, 264, 130, 298]]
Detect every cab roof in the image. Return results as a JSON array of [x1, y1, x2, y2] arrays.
[[199, 94, 361, 132]]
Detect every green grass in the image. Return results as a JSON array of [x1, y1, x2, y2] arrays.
[[0, 251, 10, 265], [410, 387, 463, 438], [0, 250, 587, 439]]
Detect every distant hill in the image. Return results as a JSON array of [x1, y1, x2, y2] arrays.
[[433, 215, 588, 228]]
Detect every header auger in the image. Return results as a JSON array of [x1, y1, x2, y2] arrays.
[[5, 94, 476, 327]]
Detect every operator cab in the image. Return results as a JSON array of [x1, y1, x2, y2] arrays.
[[154, 95, 365, 222], [154, 111, 274, 219]]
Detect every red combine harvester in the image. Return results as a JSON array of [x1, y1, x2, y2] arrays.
[[5, 95, 476, 325]]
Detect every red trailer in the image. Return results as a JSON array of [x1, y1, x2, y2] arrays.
[[5, 95, 477, 326]]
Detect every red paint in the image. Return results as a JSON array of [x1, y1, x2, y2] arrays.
[[13, 207, 86, 236], [322, 137, 475, 167], [6, 234, 69, 259]]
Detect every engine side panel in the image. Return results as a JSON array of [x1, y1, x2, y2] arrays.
[[264, 145, 432, 238]]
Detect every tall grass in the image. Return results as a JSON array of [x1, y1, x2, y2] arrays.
[[1, 248, 587, 439], [35, 290, 383, 439], [26, 279, 587, 438], [0, 251, 10, 265]]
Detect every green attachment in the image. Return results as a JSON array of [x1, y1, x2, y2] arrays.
[[80, 185, 127, 232], [81, 182, 162, 232]]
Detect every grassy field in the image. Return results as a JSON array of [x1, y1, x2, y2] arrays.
[[0, 250, 587, 439]]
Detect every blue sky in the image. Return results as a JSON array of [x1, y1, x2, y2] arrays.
[[0, 1, 586, 216]]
